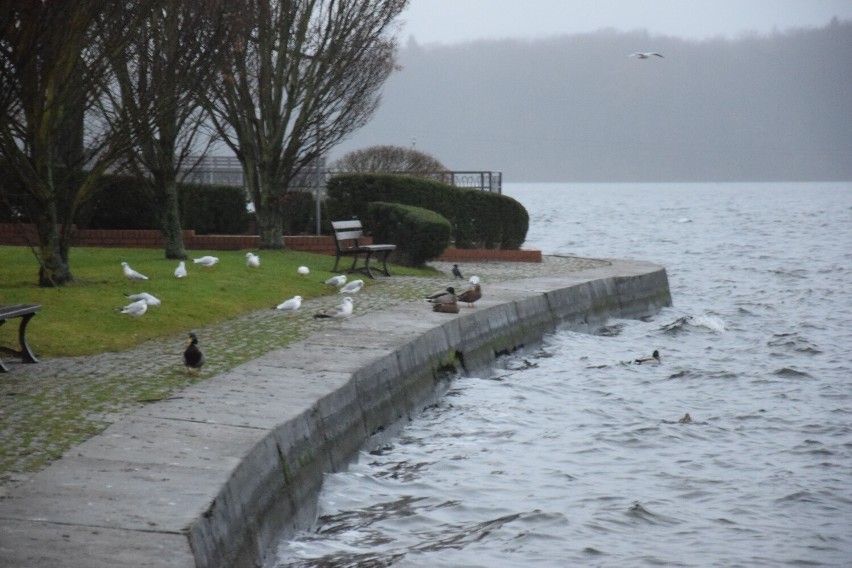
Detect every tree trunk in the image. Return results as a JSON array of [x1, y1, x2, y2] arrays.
[[34, 204, 73, 287], [158, 179, 187, 259], [256, 206, 284, 249]]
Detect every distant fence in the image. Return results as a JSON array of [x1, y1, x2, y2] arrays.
[[180, 156, 502, 194]]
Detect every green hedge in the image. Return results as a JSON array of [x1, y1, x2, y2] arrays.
[[366, 202, 451, 267], [326, 173, 528, 249]]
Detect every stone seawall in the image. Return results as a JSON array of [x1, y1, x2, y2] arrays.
[[0, 259, 671, 568]]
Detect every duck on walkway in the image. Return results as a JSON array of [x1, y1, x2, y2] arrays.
[[426, 286, 456, 305], [458, 283, 482, 307], [183, 332, 205, 374]]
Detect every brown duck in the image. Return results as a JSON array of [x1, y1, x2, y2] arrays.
[[457, 283, 482, 307]]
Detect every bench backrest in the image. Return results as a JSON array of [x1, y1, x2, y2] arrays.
[[331, 220, 364, 251]]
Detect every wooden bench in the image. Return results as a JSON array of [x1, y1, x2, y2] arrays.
[[0, 304, 41, 373], [331, 220, 397, 279]]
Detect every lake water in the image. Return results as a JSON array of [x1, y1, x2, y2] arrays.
[[275, 182, 852, 567]]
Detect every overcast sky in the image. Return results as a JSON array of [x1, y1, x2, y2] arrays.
[[401, 0, 852, 44]]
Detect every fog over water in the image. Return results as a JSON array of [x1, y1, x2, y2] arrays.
[[333, 22, 852, 182]]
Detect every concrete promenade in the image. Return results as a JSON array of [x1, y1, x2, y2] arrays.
[[0, 257, 671, 568]]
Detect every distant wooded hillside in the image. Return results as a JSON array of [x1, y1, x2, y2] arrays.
[[332, 20, 852, 182]]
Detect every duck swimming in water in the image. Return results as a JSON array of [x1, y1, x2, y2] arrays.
[[634, 350, 661, 365]]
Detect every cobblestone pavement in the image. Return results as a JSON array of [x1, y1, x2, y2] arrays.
[[0, 255, 609, 485]]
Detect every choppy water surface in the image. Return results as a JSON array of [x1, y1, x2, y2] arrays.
[[276, 183, 852, 567]]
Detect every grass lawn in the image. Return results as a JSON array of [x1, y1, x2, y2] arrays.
[[0, 245, 433, 358]]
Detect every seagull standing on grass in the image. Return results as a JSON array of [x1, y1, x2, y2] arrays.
[[628, 52, 664, 59], [324, 274, 347, 288], [124, 292, 161, 307], [174, 261, 187, 278], [339, 279, 364, 294], [274, 295, 302, 312], [117, 299, 148, 317], [121, 262, 149, 281], [193, 256, 219, 267], [245, 252, 260, 268], [298, 266, 310, 276]]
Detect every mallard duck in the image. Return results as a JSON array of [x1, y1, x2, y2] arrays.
[[634, 350, 662, 365], [121, 262, 149, 281], [313, 297, 354, 321], [339, 279, 364, 294], [324, 274, 347, 287], [192, 256, 219, 267], [426, 286, 456, 305], [245, 252, 260, 268], [678, 413, 692, 424], [174, 261, 188, 278], [457, 283, 482, 307], [124, 292, 161, 307], [117, 298, 148, 317], [183, 332, 205, 374], [452, 264, 463, 279], [274, 295, 302, 312], [432, 300, 459, 314]]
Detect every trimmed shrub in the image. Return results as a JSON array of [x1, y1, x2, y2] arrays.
[[76, 175, 158, 230], [281, 190, 319, 235], [326, 173, 528, 249], [366, 202, 451, 267], [178, 183, 251, 235]]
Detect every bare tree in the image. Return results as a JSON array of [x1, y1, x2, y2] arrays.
[[204, 0, 407, 248], [330, 144, 447, 174], [106, 0, 230, 259], [0, 2, 146, 286]]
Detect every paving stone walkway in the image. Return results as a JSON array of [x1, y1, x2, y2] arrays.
[[0, 256, 609, 487]]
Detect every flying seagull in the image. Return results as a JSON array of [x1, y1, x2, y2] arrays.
[[183, 331, 205, 374], [274, 295, 302, 312], [124, 292, 161, 307], [629, 52, 664, 59], [121, 262, 149, 281], [117, 298, 148, 317]]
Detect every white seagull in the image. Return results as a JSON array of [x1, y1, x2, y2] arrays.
[[193, 255, 219, 267], [174, 261, 188, 278], [117, 298, 148, 317], [298, 266, 310, 276], [313, 296, 354, 322], [121, 262, 149, 281], [124, 292, 161, 307], [274, 295, 302, 312], [324, 274, 347, 287], [469, 275, 481, 285], [339, 279, 364, 294], [245, 252, 260, 268], [629, 52, 664, 59]]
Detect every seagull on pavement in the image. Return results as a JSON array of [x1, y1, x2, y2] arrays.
[[117, 298, 148, 317], [339, 279, 364, 294], [121, 262, 149, 281], [124, 292, 161, 307], [245, 252, 260, 268], [193, 256, 219, 267], [313, 296, 354, 322], [174, 261, 187, 278], [274, 295, 302, 312], [629, 52, 664, 59]]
